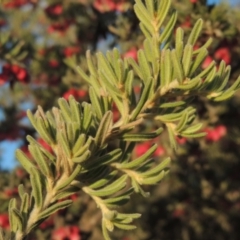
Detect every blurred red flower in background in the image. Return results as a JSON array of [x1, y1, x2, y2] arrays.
[[45, 4, 63, 16], [204, 125, 227, 142], [0, 214, 9, 229], [135, 141, 165, 157], [63, 89, 87, 100], [93, 0, 127, 13], [52, 225, 81, 240], [214, 47, 231, 65]]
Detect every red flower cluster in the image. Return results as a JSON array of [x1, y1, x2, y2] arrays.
[[135, 141, 165, 157], [93, 0, 127, 13], [122, 47, 138, 61], [202, 46, 231, 69], [3, 0, 30, 9], [63, 46, 81, 58], [204, 125, 227, 142], [63, 88, 87, 100], [0, 214, 9, 229], [45, 3, 63, 17], [0, 63, 29, 85], [52, 225, 81, 240], [48, 19, 74, 34]]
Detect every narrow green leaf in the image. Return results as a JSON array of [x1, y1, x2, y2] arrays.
[[20, 193, 29, 214], [30, 167, 43, 208], [175, 111, 189, 132], [139, 22, 152, 39], [88, 175, 127, 197], [15, 149, 36, 174], [187, 19, 203, 46], [8, 198, 16, 232], [175, 27, 184, 57], [114, 222, 136, 231], [88, 171, 117, 189], [73, 136, 93, 158], [167, 125, 177, 150], [182, 44, 193, 76], [58, 132, 71, 158], [131, 80, 153, 120], [95, 111, 113, 147], [128, 57, 143, 80], [138, 49, 151, 81], [142, 157, 171, 177], [158, 11, 177, 44], [159, 101, 185, 108], [58, 98, 72, 122], [102, 221, 112, 240], [11, 208, 23, 231], [189, 48, 208, 76], [157, 0, 172, 29], [134, 1, 155, 34], [121, 128, 163, 142], [28, 145, 51, 177], [38, 200, 72, 220], [72, 134, 86, 156], [69, 96, 81, 124], [86, 50, 98, 77], [143, 169, 168, 185], [145, 0, 155, 17], [121, 144, 157, 169], [72, 150, 91, 163], [55, 186, 80, 200], [36, 118, 55, 145], [171, 50, 184, 84], [161, 49, 172, 86], [182, 123, 203, 134], [211, 90, 235, 102], [56, 165, 82, 191], [97, 52, 118, 84], [181, 132, 206, 138], [89, 87, 104, 119], [82, 102, 93, 133]]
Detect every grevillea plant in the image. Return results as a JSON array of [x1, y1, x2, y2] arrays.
[[1, 0, 240, 239]]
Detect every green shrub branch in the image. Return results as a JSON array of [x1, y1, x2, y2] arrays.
[[1, 0, 240, 240]]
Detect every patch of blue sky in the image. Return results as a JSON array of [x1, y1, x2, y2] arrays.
[[0, 140, 22, 171]]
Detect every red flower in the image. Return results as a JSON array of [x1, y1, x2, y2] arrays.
[[52, 226, 81, 240], [3, 0, 29, 9], [190, 0, 197, 3], [37, 138, 53, 153], [135, 141, 165, 157], [4, 188, 18, 198], [10, 64, 29, 83], [48, 59, 60, 68], [176, 136, 187, 145], [181, 16, 191, 29], [204, 125, 227, 142], [0, 64, 12, 85], [63, 46, 81, 57], [63, 88, 87, 100], [0, 214, 9, 229], [214, 47, 231, 65], [93, 0, 127, 13], [39, 216, 54, 230], [48, 19, 73, 34], [202, 56, 213, 69], [122, 47, 138, 61], [45, 4, 63, 16]]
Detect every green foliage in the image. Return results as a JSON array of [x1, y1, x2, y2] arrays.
[[1, 0, 240, 240]]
